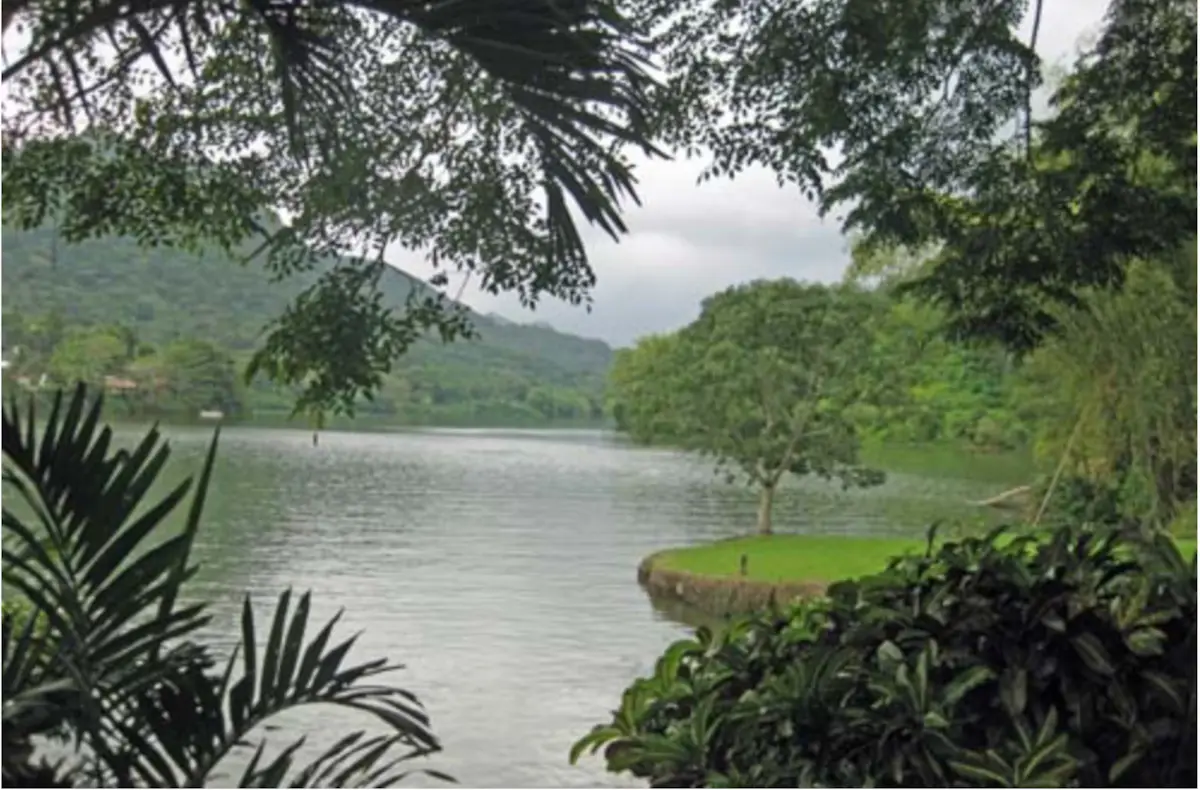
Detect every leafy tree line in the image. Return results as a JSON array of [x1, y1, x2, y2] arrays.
[[612, 284, 1030, 453], [608, 259, 1196, 534], [850, 235, 1197, 533], [3, 313, 243, 417], [607, 0, 1197, 538], [1, 223, 615, 425], [606, 278, 1040, 533], [3, 310, 607, 425]]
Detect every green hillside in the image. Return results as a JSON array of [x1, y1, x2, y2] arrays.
[[1, 226, 613, 425]]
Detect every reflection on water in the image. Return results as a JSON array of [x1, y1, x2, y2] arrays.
[[115, 425, 1027, 788]]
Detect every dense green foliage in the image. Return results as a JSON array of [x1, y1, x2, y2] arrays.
[[848, 294, 1027, 451], [1, 226, 612, 425], [611, 255, 1196, 529], [610, 280, 886, 535], [609, 279, 1030, 470], [638, 0, 1196, 351], [2, 0, 662, 415], [1019, 245, 1197, 528], [573, 525, 1198, 787], [2, 386, 449, 787]]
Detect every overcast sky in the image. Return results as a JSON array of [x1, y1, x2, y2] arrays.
[[392, 1, 1112, 347]]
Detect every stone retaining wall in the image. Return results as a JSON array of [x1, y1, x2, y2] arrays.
[[637, 551, 827, 618]]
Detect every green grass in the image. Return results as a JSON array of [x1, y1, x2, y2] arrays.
[[654, 535, 927, 583], [655, 534, 1199, 585]]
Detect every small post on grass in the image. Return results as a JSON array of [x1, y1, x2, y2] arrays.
[[739, 553, 749, 577]]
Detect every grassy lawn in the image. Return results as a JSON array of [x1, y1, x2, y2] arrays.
[[653, 535, 926, 583], [655, 534, 1199, 585]]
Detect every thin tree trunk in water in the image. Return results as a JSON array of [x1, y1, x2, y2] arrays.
[[757, 483, 775, 535], [1033, 415, 1084, 527]]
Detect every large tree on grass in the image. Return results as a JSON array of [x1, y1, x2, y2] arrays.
[[2, 0, 664, 416], [613, 280, 885, 535]]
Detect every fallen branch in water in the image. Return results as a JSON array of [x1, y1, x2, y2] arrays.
[[970, 485, 1033, 509]]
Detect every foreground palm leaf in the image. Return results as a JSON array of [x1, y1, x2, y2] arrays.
[[2, 384, 447, 787]]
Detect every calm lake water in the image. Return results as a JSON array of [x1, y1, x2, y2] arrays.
[[126, 425, 1029, 788]]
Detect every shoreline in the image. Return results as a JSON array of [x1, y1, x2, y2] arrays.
[[52, 410, 613, 434], [640, 532, 1200, 621], [638, 550, 827, 618]]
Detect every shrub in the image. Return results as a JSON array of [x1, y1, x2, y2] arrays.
[[1034, 475, 1126, 528], [1168, 500, 1197, 539], [572, 524, 1197, 787], [2, 385, 449, 787]]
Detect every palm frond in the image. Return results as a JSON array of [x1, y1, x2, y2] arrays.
[[5, 0, 663, 262], [3, 384, 447, 787], [2, 383, 216, 784], [287, 731, 455, 787], [387, 0, 662, 243], [2, 384, 213, 696], [2, 607, 77, 741], [119, 589, 444, 787]]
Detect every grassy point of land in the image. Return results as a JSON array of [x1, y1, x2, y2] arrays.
[[653, 535, 926, 584], [654, 534, 1199, 586]]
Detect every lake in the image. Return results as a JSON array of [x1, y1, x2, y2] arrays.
[[133, 425, 1030, 788]]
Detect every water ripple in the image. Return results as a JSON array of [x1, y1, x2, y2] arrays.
[[137, 425, 1019, 788]]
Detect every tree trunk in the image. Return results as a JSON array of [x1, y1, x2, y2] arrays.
[[757, 483, 775, 535]]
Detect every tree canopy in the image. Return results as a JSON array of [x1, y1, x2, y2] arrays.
[[634, 0, 1196, 350], [2, 0, 663, 415], [610, 280, 885, 535]]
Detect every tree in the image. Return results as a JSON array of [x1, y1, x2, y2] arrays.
[[47, 326, 126, 387], [2, 0, 664, 416], [613, 281, 885, 535], [635, 0, 1196, 351], [1019, 245, 1197, 526], [607, 334, 692, 444], [158, 338, 243, 414], [4, 310, 66, 374], [106, 322, 142, 363], [3, 385, 449, 786]]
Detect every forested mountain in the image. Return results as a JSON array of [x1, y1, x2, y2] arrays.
[[1, 226, 613, 424]]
